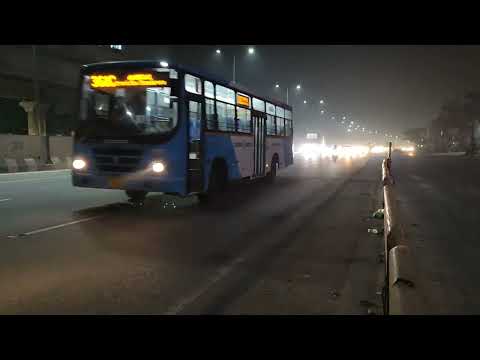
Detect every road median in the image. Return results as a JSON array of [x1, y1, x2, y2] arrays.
[[382, 146, 425, 314]]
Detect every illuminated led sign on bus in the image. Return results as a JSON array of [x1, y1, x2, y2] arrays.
[[90, 73, 168, 88], [236, 93, 250, 107]]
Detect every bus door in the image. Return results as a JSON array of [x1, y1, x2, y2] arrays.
[[186, 96, 203, 193], [252, 112, 266, 177]]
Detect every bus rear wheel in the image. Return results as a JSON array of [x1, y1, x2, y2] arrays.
[[198, 162, 227, 206], [267, 159, 278, 183], [126, 190, 148, 204]]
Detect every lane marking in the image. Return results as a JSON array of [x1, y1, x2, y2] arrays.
[[164, 256, 245, 315], [7, 216, 102, 238], [0, 169, 70, 176], [0, 198, 11, 202], [0, 176, 69, 185]]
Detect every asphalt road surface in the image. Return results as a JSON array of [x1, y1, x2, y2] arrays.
[[391, 152, 480, 314], [0, 156, 385, 314]]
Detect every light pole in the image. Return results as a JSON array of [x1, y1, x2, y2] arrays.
[[216, 46, 255, 83], [275, 84, 301, 105]]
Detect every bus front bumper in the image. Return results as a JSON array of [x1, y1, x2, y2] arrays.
[[72, 172, 186, 195]]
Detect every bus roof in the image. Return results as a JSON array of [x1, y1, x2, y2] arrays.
[[82, 60, 292, 111]]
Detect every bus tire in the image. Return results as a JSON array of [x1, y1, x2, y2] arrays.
[[126, 190, 148, 203], [199, 161, 227, 206], [267, 158, 278, 183]]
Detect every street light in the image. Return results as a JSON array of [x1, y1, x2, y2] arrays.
[[303, 100, 307, 104], [319, 99, 325, 104], [320, 110, 325, 114], [215, 46, 255, 83], [275, 83, 301, 105]]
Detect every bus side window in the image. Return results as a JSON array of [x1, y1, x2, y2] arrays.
[[276, 117, 285, 136], [266, 114, 275, 135], [206, 99, 216, 130], [189, 101, 201, 141], [237, 107, 251, 133], [217, 102, 235, 132]]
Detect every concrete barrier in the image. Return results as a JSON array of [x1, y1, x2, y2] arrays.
[[5, 158, 18, 172], [0, 156, 71, 173], [382, 155, 424, 315], [0, 134, 72, 161], [388, 245, 423, 315], [51, 156, 63, 169], [24, 158, 38, 171], [0, 134, 73, 173]]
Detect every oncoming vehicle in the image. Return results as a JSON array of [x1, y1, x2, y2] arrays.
[[72, 61, 294, 203]]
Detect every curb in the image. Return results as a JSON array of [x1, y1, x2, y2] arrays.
[[0, 156, 71, 173]]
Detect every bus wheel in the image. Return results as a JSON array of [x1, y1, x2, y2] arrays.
[[267, 159, 278, 183], [126, 190, 148, 204], [199, 162, 227, 206]]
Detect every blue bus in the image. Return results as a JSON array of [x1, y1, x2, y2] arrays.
[[72, 60, 294, 203]]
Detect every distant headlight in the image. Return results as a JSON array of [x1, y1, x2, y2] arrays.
[[152, 161, 165, 173], [72, 159, 87, 170]]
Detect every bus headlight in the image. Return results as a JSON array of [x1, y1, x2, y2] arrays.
[[152, 161, 165, 173], [72, 159, 87, 170]]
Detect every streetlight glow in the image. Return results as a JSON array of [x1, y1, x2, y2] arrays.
[[320, 99, 324, 104], [320, 110, 325, 114], [248, 47, 255, 54], [296, 84, 301, 90], [216, 49, 221, 54], [303, 100, 307, 104], [275, 84, 279, 88]]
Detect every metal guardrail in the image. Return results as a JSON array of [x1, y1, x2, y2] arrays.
[[382, 142, 423, 315]]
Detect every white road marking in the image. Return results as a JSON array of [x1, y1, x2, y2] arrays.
[[164, 256, 245, 315], [0, 169, 70, 176], [410, 174, 434, 190], [409, 175, 423, 182], [0, 198, 11, 202], [8, 216, 102, 238]]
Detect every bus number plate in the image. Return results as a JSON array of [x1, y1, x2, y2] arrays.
[[108, 177, 124, 188]]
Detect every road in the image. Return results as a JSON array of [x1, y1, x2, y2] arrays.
[[390, 152, 480, 314], [0, 157, 384, 314]]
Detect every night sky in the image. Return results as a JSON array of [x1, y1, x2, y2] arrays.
[[138, 45, 480, 144]]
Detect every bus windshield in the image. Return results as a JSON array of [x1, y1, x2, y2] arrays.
[[76, 76, 178, 142]]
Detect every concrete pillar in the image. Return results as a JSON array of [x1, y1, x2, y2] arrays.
[[19, 101, 52, 164], [36, 103, 49, 136], [19, 100, 38, 135], [19, 101, 50, 136]]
